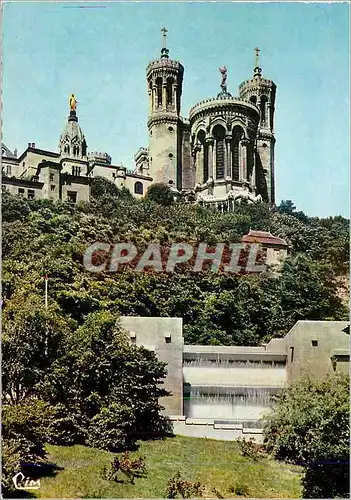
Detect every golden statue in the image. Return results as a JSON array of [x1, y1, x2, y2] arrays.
[[69, 94, 77, 111]]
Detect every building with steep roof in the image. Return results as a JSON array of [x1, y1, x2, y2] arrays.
[[1, 31, 276, 209]]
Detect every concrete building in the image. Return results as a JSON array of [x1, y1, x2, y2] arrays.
[[2, 32, 276, 210], [120, 317, 349, 441]]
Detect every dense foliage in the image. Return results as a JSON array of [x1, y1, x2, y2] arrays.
[[2, 186, 348, 347], [263, 373, 350, 498]]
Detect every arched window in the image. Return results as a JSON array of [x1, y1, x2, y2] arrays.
[[196, 130, 206, 184], [134, 181, 143, 195], [213, 125, 225, 180], [166, 77, 174, 106], [231, 126, 244, 181], [260, 95, 268, 125], [64, 145, 70, 155], [250, 95, 257, 105], [156, 77, 163, 107]]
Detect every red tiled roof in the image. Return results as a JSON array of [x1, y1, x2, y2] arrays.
[[242, 230, 288, 247]]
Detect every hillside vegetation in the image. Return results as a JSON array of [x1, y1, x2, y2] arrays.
[[2, 181, 348, 346]]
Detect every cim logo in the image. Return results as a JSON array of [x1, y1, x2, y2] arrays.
[[12, 472, 40, 490]]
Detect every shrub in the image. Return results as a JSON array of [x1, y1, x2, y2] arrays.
[[2, 399, 52, 496], [237, 437, 265, 461], [100, 451, 147, 484], [263, 373, 350, 498], [228, 483, 250, 496], [145, 183, 174, 206], [166, 471, 204, 498]]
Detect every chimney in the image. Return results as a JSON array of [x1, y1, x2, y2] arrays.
[[14, 148, 17, 157]]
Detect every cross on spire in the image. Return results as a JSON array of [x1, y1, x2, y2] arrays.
[[254, 47, 260, 68], [161, 27, 168, 49]]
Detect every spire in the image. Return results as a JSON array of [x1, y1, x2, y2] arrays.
[[254, 47, 262, 78], [160, 27, 169, 59]]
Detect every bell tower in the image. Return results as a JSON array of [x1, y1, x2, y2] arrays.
[[239, 48, 276, 204], [146, 28, 184, 188], [59, 94, 87, 160]]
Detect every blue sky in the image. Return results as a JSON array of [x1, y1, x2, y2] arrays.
[[2, 1, 349, 217]]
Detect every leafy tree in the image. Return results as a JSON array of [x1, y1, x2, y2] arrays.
[[145, 183, 174, 205], [91, 176, 120, 199], [263, 373, 350, 498], [2, 297, 70, 404], [278, 199, 296, 215], [2, 399, 55, 496], [37, 311, 171, 450]]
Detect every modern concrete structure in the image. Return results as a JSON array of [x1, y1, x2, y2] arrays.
[[2, 32, 276, 210], [120, 317, 349, 441]]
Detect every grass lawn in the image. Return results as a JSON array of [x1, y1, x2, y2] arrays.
[[34, 436, 303, 498]]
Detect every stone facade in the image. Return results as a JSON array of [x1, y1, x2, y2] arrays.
[[2, 33, 276, 210]]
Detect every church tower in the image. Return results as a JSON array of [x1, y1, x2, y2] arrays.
[[59, 94, 87, 160], [239, 49, 276, 204], [147, 28, 184, 188]]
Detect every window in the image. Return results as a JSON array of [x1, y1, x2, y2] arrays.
[[72, 166, 81, 176], [51, 185, 56, 191], [67, 191, 77, 203], [6, 165, 11, 176], [49, 173, 54, 182], [134, 182, 143, 195], [156, 77, 163, 107], [165, 335, 172, 344], [312, 340, 318, 347], [213, 125, 225, 180], [130, 332, 136, 344], [232, 126, 243, 181], [290, 346, 294, 362], [18, 188, 25, 196], [27, 189, 35, 200], [166, 77, 174, 105]]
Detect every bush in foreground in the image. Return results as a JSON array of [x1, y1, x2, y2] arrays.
[[263, 373, 349, 498]]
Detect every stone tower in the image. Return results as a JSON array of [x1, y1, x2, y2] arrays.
[[239, 49, 276, 204], [146, 28, 184, 188], [59, 94, 87, 160]]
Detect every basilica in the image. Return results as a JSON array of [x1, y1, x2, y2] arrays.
[[1, 31, 276, 210]]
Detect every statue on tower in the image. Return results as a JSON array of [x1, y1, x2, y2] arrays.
[[219, 66, 227, 92], [69, 94, 77, 111]]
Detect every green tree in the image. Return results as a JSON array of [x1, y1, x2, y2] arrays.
[[2, 296, 70, 404], [263, 373, 350, 498], [38, 311, 171, 450], [145, 183, 174, 205]]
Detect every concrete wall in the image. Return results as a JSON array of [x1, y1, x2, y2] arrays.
[[171, 417, 264, 443], [284, 320, 350, 382], [119, 316, 184, 416], [183, 365, 287, 388]]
